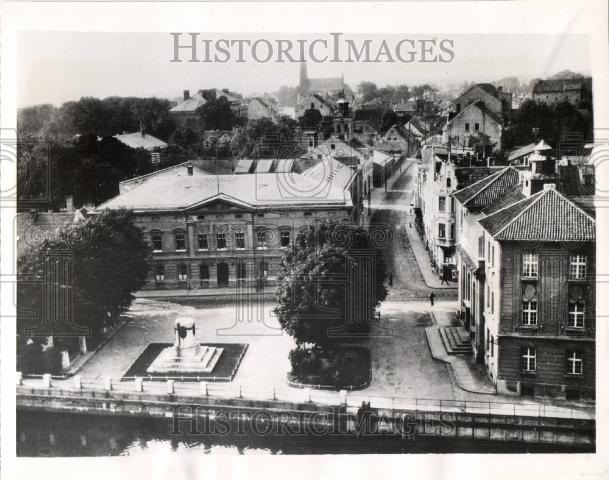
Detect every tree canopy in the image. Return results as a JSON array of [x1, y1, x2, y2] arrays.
[[274, 221, 388, 346], [501, 99, 593, 154], [18, 209, 151, 339]]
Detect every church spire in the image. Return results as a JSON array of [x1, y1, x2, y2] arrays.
[[299, 61, 309, 98]]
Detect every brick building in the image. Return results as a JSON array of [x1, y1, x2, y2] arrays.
[[96, 161, 352, 290], [478, 184, 595, 400]]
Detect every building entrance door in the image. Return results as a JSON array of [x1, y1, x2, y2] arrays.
[[217, 262, 229, 287]]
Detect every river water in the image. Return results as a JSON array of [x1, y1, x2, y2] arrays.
[[17, 410, 592, 456]]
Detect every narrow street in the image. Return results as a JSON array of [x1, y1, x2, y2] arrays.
[[370, 160, 457, 301]]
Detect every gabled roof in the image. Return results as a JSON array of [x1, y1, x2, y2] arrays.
[[452, 166, 521, 209], [113, 132, 167, 151], [305, 93, 334, 109], [480, 183, 526, 215], [507, 143, 537, 163], [170, 93, 207, 113], [445, 100, 503, 128], [478, 187, 595, 241]]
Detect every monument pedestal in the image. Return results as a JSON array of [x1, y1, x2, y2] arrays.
[[146, 318, 223, 374]]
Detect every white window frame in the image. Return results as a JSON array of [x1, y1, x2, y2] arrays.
[[569, 255, 587, 279], [522, 300, 538, 326], [154, 265, 165, 281], [257, 230, 268, 249], [523, 253, 538, 278], [197, 234, 209, 251], [151, 233, 163, 253], [235, 232, 245, 250], [568, 301, 585, 328], [566, 351, 583, 375], [521, 347, 536, 372], [177, 264, 188, 281]]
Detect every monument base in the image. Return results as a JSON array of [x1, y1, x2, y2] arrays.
[[146, 345, 224, 374]]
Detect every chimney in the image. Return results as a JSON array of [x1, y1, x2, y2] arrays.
[[186, 162, 194, 176], [184, 90, 190, 101], [65, 195, 74, 213]]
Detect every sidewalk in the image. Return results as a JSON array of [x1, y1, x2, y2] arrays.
[[404, 221, 457, 290], [135, 286, 276, 300], [425, 305, 496, 395]]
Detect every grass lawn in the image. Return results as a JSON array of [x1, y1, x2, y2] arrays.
[[121, 343, 248, 382]]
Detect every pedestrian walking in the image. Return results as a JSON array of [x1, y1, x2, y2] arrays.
[[388, 271, 393, 287], [441, 266, 449, 285], [429, 291, 436, 306]]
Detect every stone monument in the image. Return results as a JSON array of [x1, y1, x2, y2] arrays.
[[147, 317, 223, 374]]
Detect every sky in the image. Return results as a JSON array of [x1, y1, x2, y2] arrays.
[[17, 31, 592, 107]]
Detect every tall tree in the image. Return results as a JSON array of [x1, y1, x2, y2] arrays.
[[197, 97, 236, 130], [18, 209, 151, 339], [274, 221, 388, 346]]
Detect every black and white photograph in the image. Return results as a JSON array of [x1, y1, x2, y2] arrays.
[[1, 0, 608, 479]]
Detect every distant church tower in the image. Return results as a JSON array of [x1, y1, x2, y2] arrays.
[[299, 61, 309, 100]]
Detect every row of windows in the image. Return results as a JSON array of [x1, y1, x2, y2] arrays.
[[520, 347, 584, 375], [522, 253, 587, 279], [521, 300, 586, 328], [151, 230, 291, 252], [464, 122, 480, 132], [154, 261, 268, 281]]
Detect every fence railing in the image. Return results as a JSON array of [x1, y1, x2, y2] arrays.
[[16, 372, 595, 421]]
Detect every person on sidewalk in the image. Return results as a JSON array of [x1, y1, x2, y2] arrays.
[[388, 271, 393, 287], [429, 291, 436, 306], [441, 266, 449, 285]]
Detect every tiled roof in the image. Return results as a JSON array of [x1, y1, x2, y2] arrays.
[[113, 132, 167, 151], [480, 183, 525, 215], [507, 143, 536, 163], [453, 166, 504, 191], [452, 167, 521, 209], [97, 166, 351, 212], [478, 187, 595, 241], [476, 83, 498, 96], [169, 93, 207, 113]]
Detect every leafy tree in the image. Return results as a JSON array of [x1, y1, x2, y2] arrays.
[[358, 81, 378, 103], [299, 109, 323, 130], [197, 97, 236, 130], [274, 221, 388, 346], [501, 99, 593, 153], [18, 209, 151, 339]]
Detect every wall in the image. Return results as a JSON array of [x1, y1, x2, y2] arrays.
[[138, 205, 350, 290], [494, 241, 595, 398]]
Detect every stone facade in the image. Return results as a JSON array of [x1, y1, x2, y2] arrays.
[[139, 204, 350, 290]]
